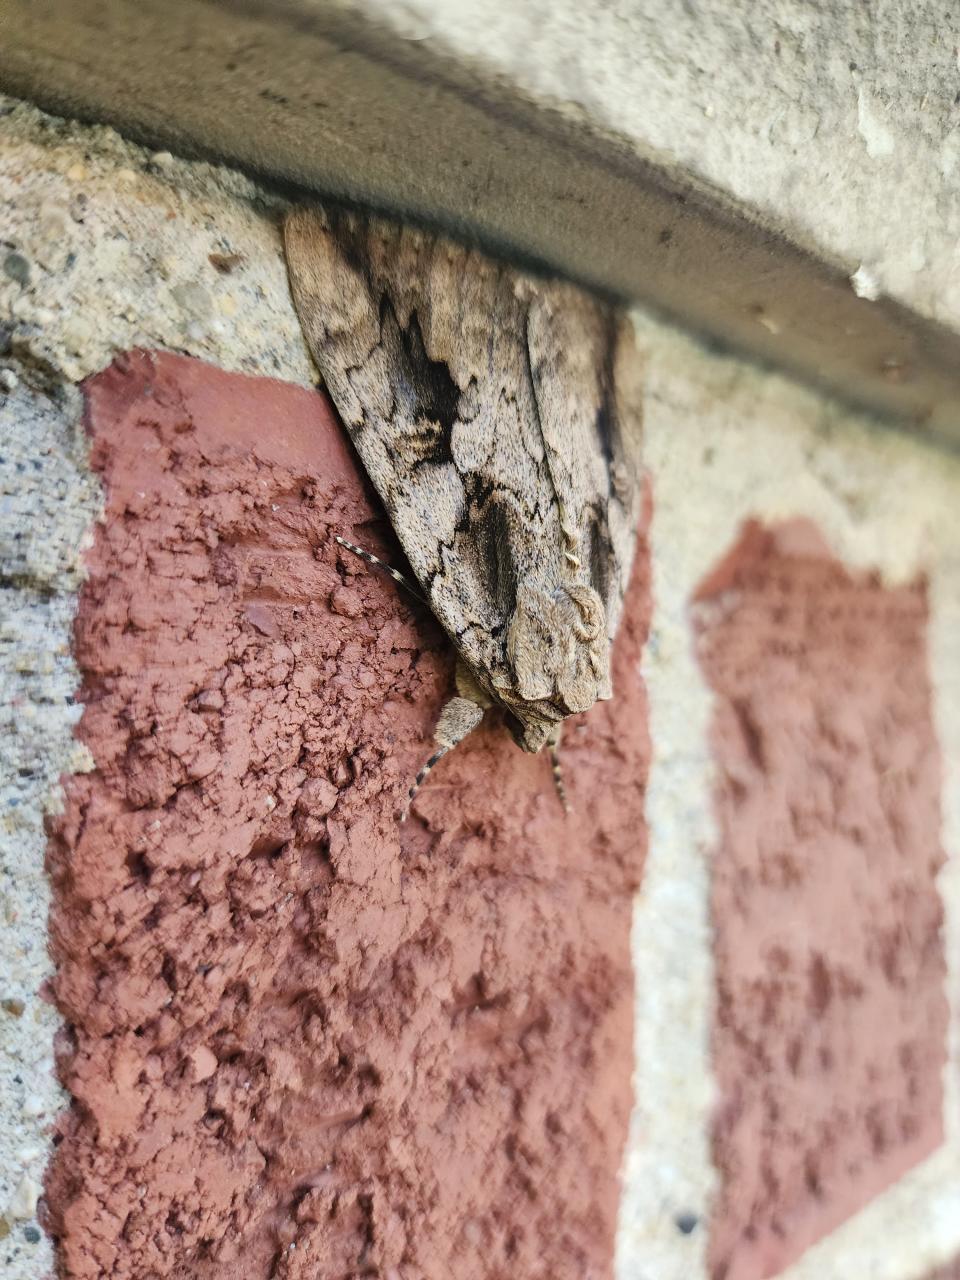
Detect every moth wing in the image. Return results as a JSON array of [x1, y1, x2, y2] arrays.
[[523, 285, 643, 641], [285, 207, 642, 747], [285, 207, 554, 698]]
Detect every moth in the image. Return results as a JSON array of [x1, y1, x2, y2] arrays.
[[284, 206, 643, 817]]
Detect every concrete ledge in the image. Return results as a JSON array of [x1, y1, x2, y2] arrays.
[[1, 0, 959, 446]]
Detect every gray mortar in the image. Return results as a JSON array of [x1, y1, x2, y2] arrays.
[[0, 94, 314, 1279], [0, 381, 98, 1278]]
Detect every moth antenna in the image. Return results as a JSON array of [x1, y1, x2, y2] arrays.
[[335, 536, 426, 603], [549, 734, 571, 815], [401, 694, 486, 822]]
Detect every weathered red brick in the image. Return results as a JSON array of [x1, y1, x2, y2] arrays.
[[697, 519, 947, 1280], [44, 351, 651, 1280]]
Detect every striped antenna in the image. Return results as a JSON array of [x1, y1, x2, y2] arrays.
[[335, 536, 426, 602]]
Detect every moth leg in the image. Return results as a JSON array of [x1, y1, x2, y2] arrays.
[[546, 724, 571, 815], [402, 695, 485, 822], [402, 661, 492, 821], [335, 535, 426, 603]]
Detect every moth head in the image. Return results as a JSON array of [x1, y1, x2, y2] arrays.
[[504, 581, 612, 749]]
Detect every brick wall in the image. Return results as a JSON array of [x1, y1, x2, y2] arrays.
[[620, 319, 960, 1280], [2, 86, 960, 1280]]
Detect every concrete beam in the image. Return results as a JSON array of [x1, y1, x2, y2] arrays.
[[1, 0, 959, 447]]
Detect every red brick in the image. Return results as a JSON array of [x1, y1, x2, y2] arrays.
[[44, 351, 651, 1280], [696, 519, 947, 1280]]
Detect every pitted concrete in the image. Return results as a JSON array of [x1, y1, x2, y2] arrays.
[[0, 381, 98, 1279]]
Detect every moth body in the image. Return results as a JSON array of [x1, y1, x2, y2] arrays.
[[285, 206, 643, 815]]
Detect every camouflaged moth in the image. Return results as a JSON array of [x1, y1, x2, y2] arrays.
[[285, 206, 642, 817]]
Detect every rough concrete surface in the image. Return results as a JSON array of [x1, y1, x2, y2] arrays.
[[622, 313, 960, 1280], [0, 381, 100, 1280], [45, 349, 650, 1279], [698, 520, 946, 1279], [340, 0, 960, 334], [0, 96, 313, 388]]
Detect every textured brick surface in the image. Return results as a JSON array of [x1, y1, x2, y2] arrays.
[[44, 351, 650, 1279], [696, 519, 947, 1280]]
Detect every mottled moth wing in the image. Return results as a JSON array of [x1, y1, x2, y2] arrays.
[[522, 285, 644, 644], [284, 205, 642, 753]]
